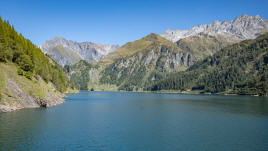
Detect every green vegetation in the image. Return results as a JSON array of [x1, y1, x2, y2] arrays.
[[67, 32, 267, 96], [176, 33, 239, 59], [97, 33, 239, 91], [98, 33, 179, 66], [147, 33, 268, 96], [0, 64, 6, 99], [0, 17, 75, 93], [51, 45, 81, 65], [68, 60, 92, 90], [99, 33, 188, 91]]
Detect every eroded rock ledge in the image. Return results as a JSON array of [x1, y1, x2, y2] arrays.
[[0, 79, 65, 112]]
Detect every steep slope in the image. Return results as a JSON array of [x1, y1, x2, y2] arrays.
[[66, 60, 117, 91], [68, 15, 268, 93], [176, 32, 240, 59], [98, 33, 196, 91], [46, 45, 81, 66], [69, 33, 244, 91], [40, 36, 120, 66], [148, 33, 268, 96], [67, 60, 92, 90], [0, 18, 76, 112], [162, 14, 268, 42]]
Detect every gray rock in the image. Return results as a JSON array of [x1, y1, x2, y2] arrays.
[[40, 37, 120, 66], [161, 14, 268, 42]]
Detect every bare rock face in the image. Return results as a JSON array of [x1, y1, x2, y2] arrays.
[[40, 37, 120, 66], [161, 14, 268, 42], [0, 79, 64, 112]]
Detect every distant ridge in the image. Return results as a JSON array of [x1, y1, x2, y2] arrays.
[[40, 36, 120, 66], [161, 14, 268, 42]]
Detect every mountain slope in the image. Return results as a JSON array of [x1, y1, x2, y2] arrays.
[[67, 15, 268, 94], [161, 15, 268, 42], [98, 33, 197, 91], [0, 17, 76, 112], [69, 33, 251, 91], [148, 33, 268, 96], [176, 32, 240, 60], [40, 36, 120, 66]]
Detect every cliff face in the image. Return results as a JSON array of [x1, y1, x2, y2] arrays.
[[0, 63, 65, 112]]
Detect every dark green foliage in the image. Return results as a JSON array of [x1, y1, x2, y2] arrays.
[[100, 57, 148, 91], [69, 60, 92, 90], [0, 17, 74, 92], [16, 54, 34, 72], [148, 33, 268, 96]]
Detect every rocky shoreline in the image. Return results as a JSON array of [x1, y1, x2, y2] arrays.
[[0, 78, 65, 113]]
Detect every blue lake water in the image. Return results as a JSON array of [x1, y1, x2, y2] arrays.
[[0, 91, 268, 151]]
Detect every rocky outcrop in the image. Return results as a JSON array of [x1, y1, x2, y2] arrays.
[[40, 36, 120, 66], [161, 14, 268, 42], [0, 71, 64, 112], [0, 77, 64, 112]]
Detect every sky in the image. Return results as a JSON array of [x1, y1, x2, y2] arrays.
[[1, 0, 268, 46]]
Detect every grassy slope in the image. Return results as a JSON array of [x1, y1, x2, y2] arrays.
[[52, 45, 81, 64], [177, 33, 240, 59], [98, 33, 179, 67], [0, 63, 63, 106], [0, 17, 75, 93], [98, 33, 185, 90]]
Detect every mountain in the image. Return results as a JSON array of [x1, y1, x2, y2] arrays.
[[40, 36, 120, 66], [70, 33, 234, 91], [0, 18, 76, 112], [98, 33, 193, 91], [147, 33, 268, 96], [175, 32, 240, 60], [161, 14, 268, 42], [66, 14, 267, 95]]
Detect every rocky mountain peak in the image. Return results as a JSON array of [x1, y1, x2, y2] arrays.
[[40, 37, 120, 66], [161, 14, 268, 42]]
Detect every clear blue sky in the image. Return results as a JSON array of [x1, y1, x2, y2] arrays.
[[1, 0, 268, 46]]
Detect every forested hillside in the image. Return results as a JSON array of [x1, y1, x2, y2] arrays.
[[65, 60, 92, 90], [0, 17, 74, 92], [148, 33, 268, 96], [0, 17, 76, 112]]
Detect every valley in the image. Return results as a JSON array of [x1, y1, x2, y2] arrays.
[[1, 14, 268, 112]]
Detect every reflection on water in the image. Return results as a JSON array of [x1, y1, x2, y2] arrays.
[[0, 92, 268, 151]]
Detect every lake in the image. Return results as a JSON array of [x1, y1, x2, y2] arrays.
[[0, 91, 268, 151]]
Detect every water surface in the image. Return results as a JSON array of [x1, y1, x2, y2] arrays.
[[0, 91, 268, 151]]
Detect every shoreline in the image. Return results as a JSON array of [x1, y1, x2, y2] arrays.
[[74, 89, 268, 97]]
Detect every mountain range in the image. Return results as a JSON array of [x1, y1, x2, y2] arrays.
[[40, 36, 120, 66], [40, 15, 268, 68], [63, 15, 267, 95], [161, 14, 268, 42], [1, 14, 267, 112]]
